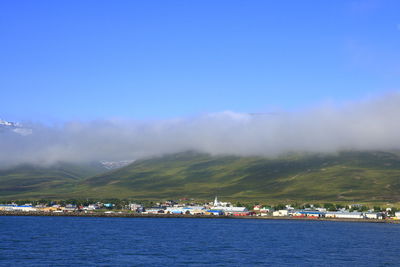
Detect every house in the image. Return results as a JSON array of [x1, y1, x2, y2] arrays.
[[128, 203, 143, 212], [315, 207, 327, 212], [86, 204, 100, 210], [348, 204, 363, 210], [260, 207, 271, 214], [64, 204, 77, 212], [253, 205, 262, 211]]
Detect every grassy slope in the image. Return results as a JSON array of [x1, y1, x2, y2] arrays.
[[1, 151, 400, 202], [75, 151, 400, 202], [0, 162, 105, 199]]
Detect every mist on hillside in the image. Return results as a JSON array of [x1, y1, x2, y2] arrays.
[[1, 93, 400, 167]]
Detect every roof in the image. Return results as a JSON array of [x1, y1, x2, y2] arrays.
[[299, 211, 323, 215], [325, 211, 363, 215]]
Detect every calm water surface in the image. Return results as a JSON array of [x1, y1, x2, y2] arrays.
[[0, 216, 399, 266]]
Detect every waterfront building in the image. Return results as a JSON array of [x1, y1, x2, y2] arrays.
[[212, 196, 230, 207], [39, 207, 59, 212], [272, 210, 289, 216], [325, 211, 364, 219], [290, 210, 324, 218], [206, 209, 224, 216], [85, 204, 100, 210], [0, 204, 37, 212], [232, 211, 254, 216], [364, 212, 384, 219], [211, 196, 247, 214], [259, 207, 271, 213], [128, 203, 143, 212], [144, 208, 165, 214], [189, 208, 206, 215], [165, 207, 189, 214], [64, 204, 77, 212]]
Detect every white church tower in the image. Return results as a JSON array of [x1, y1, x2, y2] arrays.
[[214, 196, 219, 207]]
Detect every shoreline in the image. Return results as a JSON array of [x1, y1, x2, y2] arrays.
[[1, 211, 399, 224]]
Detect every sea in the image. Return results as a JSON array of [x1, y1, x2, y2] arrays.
[[0, 216, 399, 266]]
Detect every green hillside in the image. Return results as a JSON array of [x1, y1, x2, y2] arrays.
[[1, 151, 400, 202], [77, 151, 400, 202], [0, 162, 105, 199]]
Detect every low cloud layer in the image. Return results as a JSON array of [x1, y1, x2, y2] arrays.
[[2, 93, 400, 167]]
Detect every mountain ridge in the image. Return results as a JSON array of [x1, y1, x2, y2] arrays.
[[1, 150, 400, 202]]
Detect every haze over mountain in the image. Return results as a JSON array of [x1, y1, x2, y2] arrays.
[[1, 94, 400, 202], [1, 93, 400, 168]]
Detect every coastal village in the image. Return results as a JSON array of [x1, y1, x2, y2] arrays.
[[1, 197, 400, 221]]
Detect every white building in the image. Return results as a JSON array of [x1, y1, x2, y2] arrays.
[[272, 210, 289, 216], [144, 208, 164, 214], [212, 196, 230, 207], [83, 204, 100, 210], [128, 203, 143, 212], [188, 208, 206, 215], [0, 204, 37, 212], [364, 212, 384, 219], [325, 211, 363, 219], [218, 206, 247, 213], [260, 207, 271, 213], [165, 207, 189, 214], [253, 205, 262, 211], [211, 197, 247, 214]]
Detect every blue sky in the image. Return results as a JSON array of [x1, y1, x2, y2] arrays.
[[1, 0, 399, 122]]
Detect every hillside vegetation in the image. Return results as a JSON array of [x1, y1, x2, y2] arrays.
[[0, 162, 105, 199], [1, 151, 400, 202], [77, 151, 400, 202]]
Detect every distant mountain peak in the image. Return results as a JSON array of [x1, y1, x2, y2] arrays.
[[0, 118, 32, 136], [0, 118, 18, 127]]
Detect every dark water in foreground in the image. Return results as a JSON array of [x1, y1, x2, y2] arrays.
[[0, 216, 399, 266]]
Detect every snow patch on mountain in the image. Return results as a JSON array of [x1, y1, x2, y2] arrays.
[[0, 119, 32, 136], [100, 160, 135, 170]]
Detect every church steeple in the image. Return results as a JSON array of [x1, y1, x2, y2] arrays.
[[214, 196, 219, 206]]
